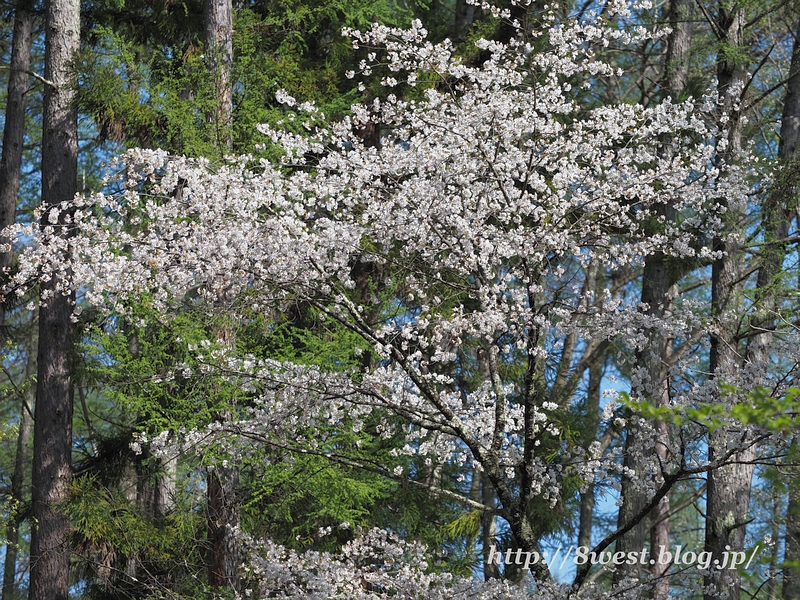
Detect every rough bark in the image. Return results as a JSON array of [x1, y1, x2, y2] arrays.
[[30, 266, 76, 600], [206, 339, 239, 591], [201, 0, 238, 585], [780, 24, 800, 161], [663, 0, 692, 100], [151, 455, 177, 519], [578, 358, 601, 551], [614, 422, 649, 583], [481, 471, 499, 581], [746, 20, 797, 375], [648, 419, 671, 599], [614, 0, 690, 587], [204, 0, 233, 152], [640, 264, 678, 600], [0, 0, 34, 318], [203, 2, 238, 588], [207, 464, 240, 590], [704, 6, 753, 600], [3, 345, 35, 600], [615, 257, 675, 585], [200, 1, 240, 589], [0, 5, 36, 593], [775, 15, 800, 600], [28, 0, 79, 598], [786, 437, 800, 600]]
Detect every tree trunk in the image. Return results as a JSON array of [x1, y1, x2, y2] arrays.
[[204, 2, 238, 588], [614, 0, 691, 587], [614, 254, 675, 586], [0, 0, 34, 316], [28, 0, 79, 598], [641, 0, 693, 584], [207, 464, 240, 590], [786, 437, 800, 600], [481, 471, 499, 581], [775, 15, 800, 600], [204, 0, 233, 152], [663, 0, 691, 100], [578, 358, 601, 551], [0, 4, 36, 594], [3, 343, 35, 600], [613, 422, 649, 583], [704, 7, 752, 600]]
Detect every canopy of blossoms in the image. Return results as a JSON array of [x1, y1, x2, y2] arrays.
[[3, 0, 760, 596]]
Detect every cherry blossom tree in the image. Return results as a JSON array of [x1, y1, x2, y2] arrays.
[[3, 0, 781, 596]]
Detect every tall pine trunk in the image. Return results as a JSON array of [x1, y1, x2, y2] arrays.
[[0, 0, 34, 309], [207, 464, 240, 590], [203, 1, 240, 591], [704, 5, 753, 600], [613, 0, 691, 588], [1, 3, 36, 597], [204, 0, 233, 152], [3, 343, 34, 600], [776, 14, 800, 600], [28, 0, 79, 598], [645, 4, 691, 596], [205, 0, 239, 590], [578, 357, 601, 551]]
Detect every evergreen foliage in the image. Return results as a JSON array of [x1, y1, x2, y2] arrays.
[[2, 0, 800, 598]]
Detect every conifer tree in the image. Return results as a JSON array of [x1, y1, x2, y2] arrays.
[[28, 0, 79, 597]]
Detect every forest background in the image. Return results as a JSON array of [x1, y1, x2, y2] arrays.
[[1, 0, 800, 598]]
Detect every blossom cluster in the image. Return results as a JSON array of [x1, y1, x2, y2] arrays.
[[2, 0, 763, 590], [237, 526, 643, 600]]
